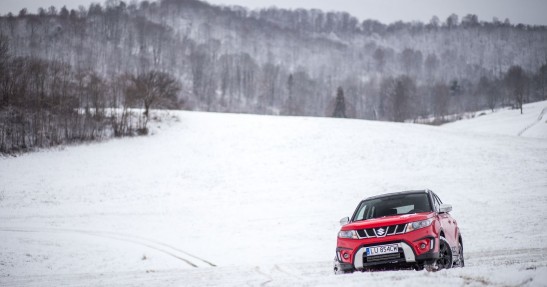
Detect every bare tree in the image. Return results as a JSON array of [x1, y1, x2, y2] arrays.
[[127, 71, 181, 120], [0, 34, 10, 107], [477, 76, 498, 112], [373, 48, 386, 72], [424, 54, 439, 80], [393, 76, 416, 122], [505, 65, 526, 114], [538, 63, 547, 101], [285, 73, 295, 115], [378, 77, 396, 121], [446, 13, 459, 28], [433, 82, 450, 119], [400, 48, 422, 75]]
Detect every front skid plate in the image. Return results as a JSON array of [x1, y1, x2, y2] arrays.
[[354, 242, 416, 269]]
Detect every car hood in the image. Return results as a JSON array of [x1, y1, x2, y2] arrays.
[[341, 212, 434, 231]]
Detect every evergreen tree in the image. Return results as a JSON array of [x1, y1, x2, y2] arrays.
[[332, 86, 346, 118]]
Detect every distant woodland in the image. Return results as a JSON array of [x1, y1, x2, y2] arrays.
[[1, 0, 547, 153]]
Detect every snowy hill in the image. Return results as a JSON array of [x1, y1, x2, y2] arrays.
[[2, 1, 547, 120], [1, 110, 546, 286], [443, 100, 547, 139]]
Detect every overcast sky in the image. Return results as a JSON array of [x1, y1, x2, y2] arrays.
[[1, 0, 546, 26]]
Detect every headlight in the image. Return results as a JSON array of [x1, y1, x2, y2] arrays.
[[406, 219, 433, 233], [338, 230, 358, 239]]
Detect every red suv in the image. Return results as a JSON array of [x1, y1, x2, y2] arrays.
[[334, 190, 464, 273]]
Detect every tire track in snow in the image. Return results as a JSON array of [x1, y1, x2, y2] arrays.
[[517, 107, 547, 137], [466, 247, 547, 266], [451, 274, 534, 287], [132, 235, 216, 267], [1, 258, 544, 287], [253, 266, 273, 287], [273, 264, 302, 279], [248, 264, 303, 287], [0, 227, 216, 268], [78, 229, 216, 267]]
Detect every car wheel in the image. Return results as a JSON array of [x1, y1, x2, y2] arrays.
[[437, 236, 453, 270], [425, 236, 453, 272], [457, 241, 465, 267]]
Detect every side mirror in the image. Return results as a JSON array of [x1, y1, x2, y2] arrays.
[[340, 216, 350, 226], [439, 204, 452, 213]]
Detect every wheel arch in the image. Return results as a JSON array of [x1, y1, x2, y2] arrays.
[[439, 229, 445, 238]]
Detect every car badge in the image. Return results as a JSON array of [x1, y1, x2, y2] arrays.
[[376, 228, 385, 236]]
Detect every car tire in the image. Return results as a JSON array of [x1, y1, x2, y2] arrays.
[[437, 236, 453, 270], [457, 241, 465, 267], [425, 236, 453, 271]]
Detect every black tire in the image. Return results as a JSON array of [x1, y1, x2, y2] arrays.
[[457, 241, 465, 267], [425, 236, 453, 271], [437, 236, 453, 270]]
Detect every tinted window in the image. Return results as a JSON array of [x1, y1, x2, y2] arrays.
[[353, 193, 432, 221]]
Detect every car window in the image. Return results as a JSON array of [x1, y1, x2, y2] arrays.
[[435, 194, 442, 206], [355, 204, 367, 220], [433, 194, 443, 208], [352, 193, 432, 221], [431, 193, 439, 211], [397, 205, 414, 214], [431, 193, 443, 212]]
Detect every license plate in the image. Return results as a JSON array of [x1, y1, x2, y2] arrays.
[[366, 244, 399, 256]]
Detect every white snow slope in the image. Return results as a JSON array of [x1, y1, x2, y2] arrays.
[[1, 101, 547, 286], [444, 100, 547, 139]]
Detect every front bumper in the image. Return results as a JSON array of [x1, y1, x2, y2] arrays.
[[354, 241, 416, 268], [336, 226, 439, 270]]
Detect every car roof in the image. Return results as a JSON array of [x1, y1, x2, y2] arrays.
[[364, 189, 431, 200]]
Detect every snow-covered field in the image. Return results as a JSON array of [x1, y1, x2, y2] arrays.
[[444, 100, 547, 138], [1, 101, 547, 286]]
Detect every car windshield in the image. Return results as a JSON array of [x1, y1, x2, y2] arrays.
[[352, 193, 432, 221]]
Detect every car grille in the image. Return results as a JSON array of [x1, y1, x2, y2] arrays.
[[356, 224, 406, 238], [363, 249, 404, 264]]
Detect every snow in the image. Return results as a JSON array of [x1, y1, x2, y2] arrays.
[[1, 105, 547, 286], [444, 100, 547, 139]]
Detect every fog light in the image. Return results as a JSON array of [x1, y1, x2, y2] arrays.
[[420, 243, 426, 249], [343, 253, 350, 259]]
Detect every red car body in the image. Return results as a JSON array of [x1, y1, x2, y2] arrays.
[[334, 190, 463, 273]]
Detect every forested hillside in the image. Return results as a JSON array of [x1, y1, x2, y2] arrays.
[[1, 0, 547, 152]]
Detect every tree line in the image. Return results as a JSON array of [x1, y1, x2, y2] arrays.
[[0, 35, 181, 153], [331, 61, 546, 123]]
